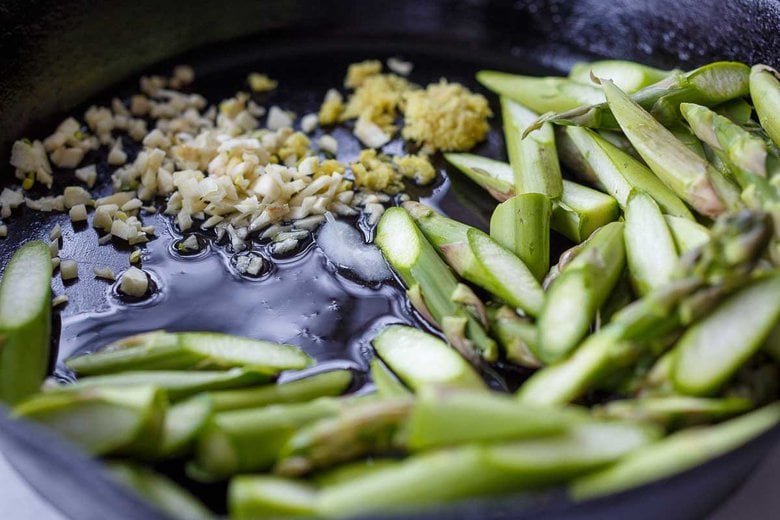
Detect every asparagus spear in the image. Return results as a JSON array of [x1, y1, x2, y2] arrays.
[[15, 385, 166, 457], [477, 71, 605, 114], [600, 78, 729, 217], [191, 397, 343, 480], [671, 274, 780, 396], [370, 358, 412, 397], [229, 476, 316, 520], [207, 369, 352, 412], [530, 61, 750, 131], [375, 207, 497, 362], [624, 191, 680, 295], [404, 201, 544, 316], [490, 192, 551, 281], [316, 421, 657, 518], [487, 306, 540, 368], [568, 60, 673, 93], [107, 462, 213, 520], [446, 153, 618, 242], [665, 215, 711, 253], [276, 398, 412, 476], [564, 127, 694, 219], [571, 402, 780, 499], [714, 98, 754, 125], [158, 393, 213, 458], [404, 388, 579, 450], [66, 331, 312, 376], [593, 396, 752, 427], [537, 222, 626, 363], [48, 368, 270, 401], [750, 65, 780, 148], [0, 241, 52, 404], [371, 325, 486, 391]]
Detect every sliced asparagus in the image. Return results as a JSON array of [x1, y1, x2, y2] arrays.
[[207, 369, 352, 412], [600, 79, 727, 218], [229, 476, 316, 520], [477, 72, 605, 114], [372, 325, 486, 391], [571, 402, 780, 499], [158, 393, 213, 458], [107, 462, 213, 520], [66, 331, 312, 376], [15, 385, 165, 457], [624, 191, 680, 295], [593, 396, 752, 426], [665, 215, 711, 253], [191, 398, 343, 480], [564, 126, 694, 219], [490, 192, 551, 281], [405, 201, 544, 316], [537, 222, 626, 362], [48, 368, 270, 401], [671, 274, 780, 396], [487, 306, 540, 368], [568, 60, 673, 93], [375, 207, 497, 362], [370, 359, 411, 397], [750, 65, 780, 148], [276, 398, 412, 476], [0, 241, 52, 404]]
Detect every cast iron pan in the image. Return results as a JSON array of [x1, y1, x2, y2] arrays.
[[1, 1, 779, 519]]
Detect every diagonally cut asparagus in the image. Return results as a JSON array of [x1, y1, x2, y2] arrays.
[[477, 72, 605, 114], [671, 274, 780, 396], [375, 207, 497, 362], [158, 393, 213, 458], [537, 222, 626, 363], [229, 476, 317, 520], [665, 215, 711, 253], [564, 127, 694, 219], [750, 65, 780, 148], [624, 191, 680, 295], [600, 78, 728, 218], [404, 201, 544, 316], [66, 331, 312, 376], [571, 402, 780, 500], [372, 325, 486, 391], [490, 192, 551, 281], [370, 358, 411, 397], [487, 306, 540, 368], [568, 60, 674, 94], [593, 396, 752, 427]]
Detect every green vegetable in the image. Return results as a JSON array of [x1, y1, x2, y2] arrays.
[[487, 306, 540, 368], [477, 71, 605, 114], [158, 394, 214, 458], [594, 396, 753, 426], [491, 192, 551, 281], [370, 359, 411, 397], [665, 215, 711, 253], [750, 65, 780, 148], [229, 476, 317, 520], [568, 60, 672, 93], [0, 241, 52, 404]]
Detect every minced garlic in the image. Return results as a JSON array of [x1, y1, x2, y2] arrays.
[[248, 73, 278, 93], [318, 89, 344, 125], [119, 267, 149, 297], [60, 260, 78, 281]]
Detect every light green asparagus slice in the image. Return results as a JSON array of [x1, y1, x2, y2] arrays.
[[49, 368, 270, 401], [404, 201, 544, 316], [229, 476, 316, 520], [624, 191, 680, 295], [0, 241, 52, 405], [671, 274, 780, 396], [66, 331, 312, 376], [571, 402, 780, 499], [370, 359, 411, 397], [490, 192, 551, 281], [444, 153, 515, 202], [207, 370, 352, 412], [537, 222, 626, 363], [276, 398, 412, 476], [312, 459, 400, 487], [317, 421, 658, 518], [665, 215, 711, 253], [594, 396, 752, 426], [107, 462, 213, 520], [601, 78, 727, 218], [750, 65, 780, 148], [15, 385, 165, 457], [191, 397, 343, 480], [158, 393, 213, 458], [477, 71, 605, 114], [531, 62, 750, 131], [568, 60, 673, 93], [372, 325, 486, 391], [375, 207, 497, 362], [404, 388, 578, 450], [487, 306, 540, 368], [503, 97, 563, 198], [564, 127, 693, 219]]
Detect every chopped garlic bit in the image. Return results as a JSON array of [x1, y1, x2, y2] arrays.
[[0, 188, 24, 218], [51, 257, 61, 270], [108, 140, 128, 166], [300, 113, 318, 134], [345, 60, 382, 88], [93, 266, 116, 281], [354, 114, 391, 149], [0, 225, 7, 238], [317, 135, 339, 155], [170, 65, 195, 89], [69, 204, 88, 223], [402, 80, 491, 151], [52, 294, 69, 307], [179, 234, 200, 252], [387, 57, 414, 76], [119, 266, 149, 297], [63, 186, 92, 209], [26, 195, 65, 212], [267, 106, 294, 131], [248, 73, 278, 93], [49, 223, 62, 241], [75, 164, 98, 188], [129, 249, 142, 265], [11, 140, 53, 188], [60, 259, 78, 281]]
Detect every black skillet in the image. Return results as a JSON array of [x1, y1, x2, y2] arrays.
[[1, 1, 779, 518]]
